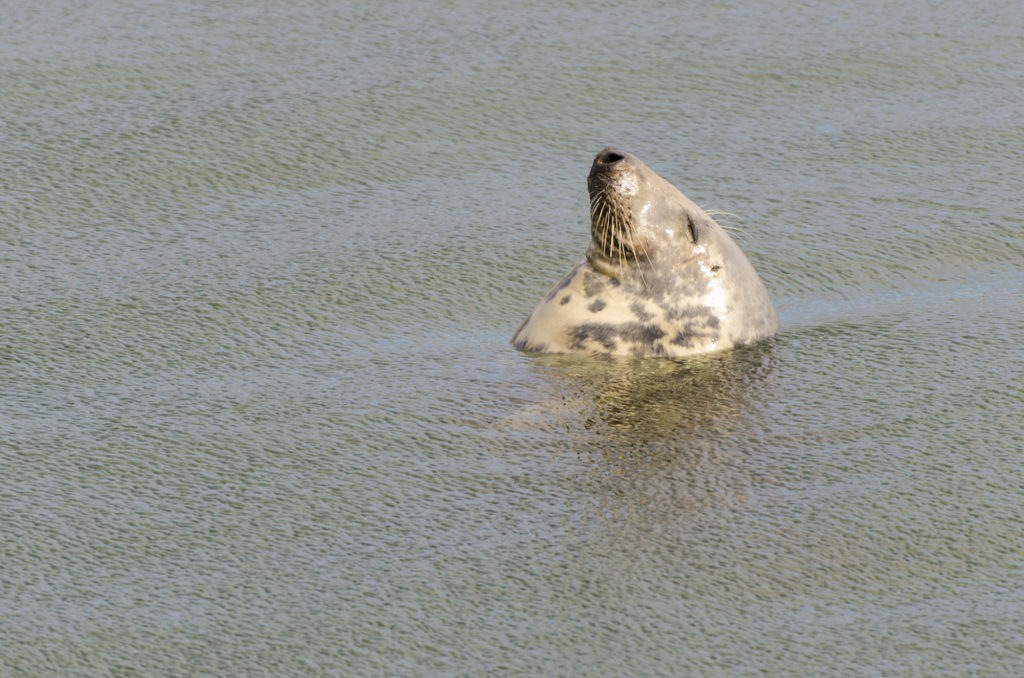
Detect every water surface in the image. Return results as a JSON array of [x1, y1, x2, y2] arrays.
[[3, 1, 1023, 675]]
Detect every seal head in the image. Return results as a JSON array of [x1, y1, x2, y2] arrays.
[[512, 147, 778, 357]]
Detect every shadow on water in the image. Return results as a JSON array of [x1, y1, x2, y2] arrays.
[[526, 341, 777, 440], [512, 342, 780, 520]]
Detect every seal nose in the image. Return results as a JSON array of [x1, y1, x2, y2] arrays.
[[594, 147, 628, 167]]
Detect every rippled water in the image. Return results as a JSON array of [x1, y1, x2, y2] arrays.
[[3, 1, 1023, 675]]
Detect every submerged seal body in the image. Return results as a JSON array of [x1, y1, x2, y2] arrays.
[[512, 147, 778, 358]]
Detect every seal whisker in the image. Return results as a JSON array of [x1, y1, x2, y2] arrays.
[[608, 196, 622, 261], [703, 208, 737, 222], [614, 211, 625, 277], [602, 197, 615, 258], [633, 230, 651, 289], [598, 200, 606, 259], [703, 208, 751, 239], [590, 194, 603, 249], [592, 186, 651, 288]]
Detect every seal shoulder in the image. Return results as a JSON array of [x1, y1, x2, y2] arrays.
[[512, 262, 591, 352]]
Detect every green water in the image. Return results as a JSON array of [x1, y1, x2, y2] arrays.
[[3, 1, 1023, 675]]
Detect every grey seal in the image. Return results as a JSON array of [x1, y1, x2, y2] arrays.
[[512, 147, 778, 357]]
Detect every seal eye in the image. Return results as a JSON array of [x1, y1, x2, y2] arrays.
[[687, 217, 698, 244]]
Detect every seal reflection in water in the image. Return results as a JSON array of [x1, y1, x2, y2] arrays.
[[512, 147, 778, 357]]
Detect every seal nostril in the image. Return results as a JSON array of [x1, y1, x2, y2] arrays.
[[602, 151, 625, 164]]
